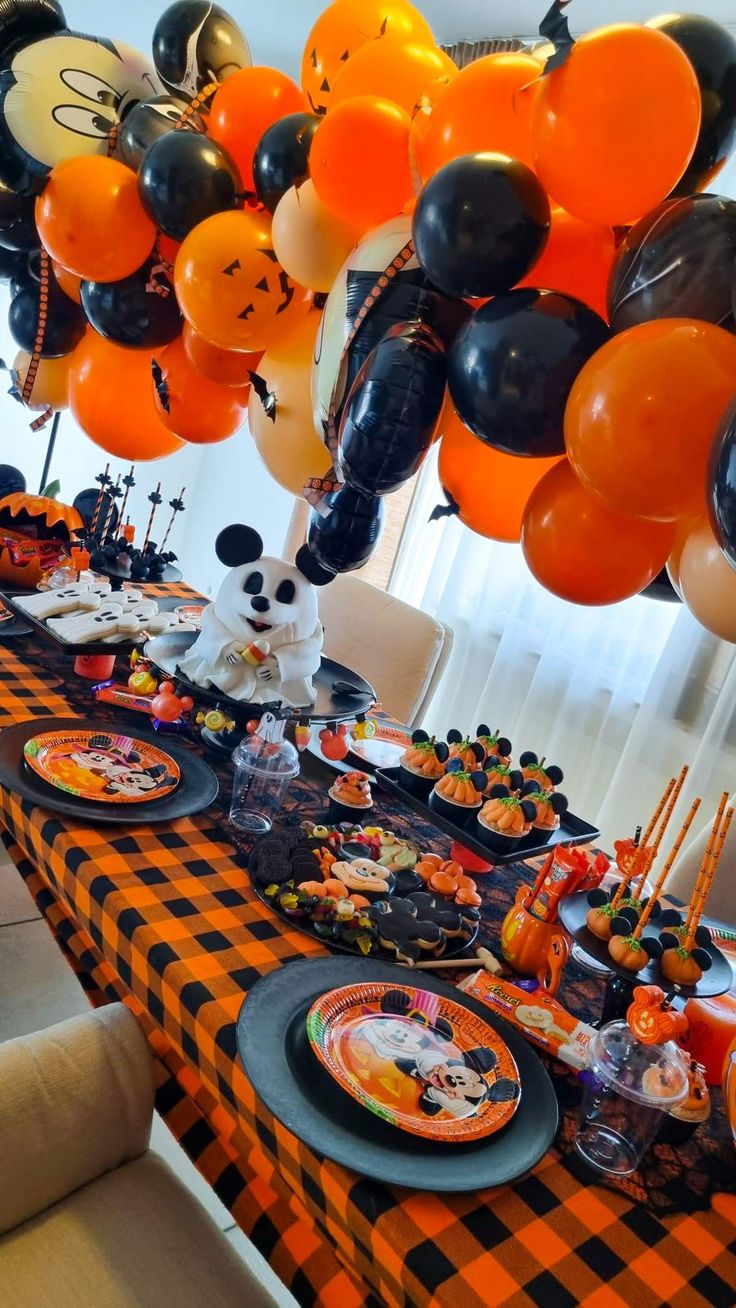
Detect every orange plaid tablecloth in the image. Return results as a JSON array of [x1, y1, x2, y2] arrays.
[[0, 606, 734, 1308]]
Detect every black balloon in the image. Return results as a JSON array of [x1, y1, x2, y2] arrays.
[[73, 488, 119, 535], [8, 264, 86, 356], [412, 153, 550, 299], [138, 131, 241, 241], [117, 94, 204, 172], [0, 464, 25, 496], [640, 568, 682, 602], [447, 289, 610, 457], [308, 485, 385, 574], [647, 14, 736, 196], [608, 194, 736, 332], [0, 208, 37, 251], [338, 322, 447, 495], [708, 393, 736, 571], [152, 0, 251, 97], [0, 0, 65, 65], [253, 112, 319, 212], [0, 245, 27, 282], [81, 259, 182, 349]]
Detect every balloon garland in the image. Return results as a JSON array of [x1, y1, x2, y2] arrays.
[[2, 0, 736, 641]]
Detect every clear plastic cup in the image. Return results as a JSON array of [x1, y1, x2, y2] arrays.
[[575, 1020, 688, 1176], [229, 731, 299, 835]]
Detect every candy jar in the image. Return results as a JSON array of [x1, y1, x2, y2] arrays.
[[230, 712, 299, 835]]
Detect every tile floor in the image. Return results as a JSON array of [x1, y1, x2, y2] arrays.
[[0, 852, 297, 1307]]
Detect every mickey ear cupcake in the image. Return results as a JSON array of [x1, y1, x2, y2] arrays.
[[478, 792, 536, 854], [527, 789, 569, 841], [429, 761, 487, 829], [519, 752, 564, 793], [476, 725, 513, 764], [399, 732, 450, 797], [327, 771, 374, 823]]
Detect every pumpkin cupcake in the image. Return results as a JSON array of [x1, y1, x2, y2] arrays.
[[475, 724, 512, 765], [483, 756, 524, 794], [524, 788, 569, 842], [327, 771, 374, 823], [429, 758, 486, 828], [478, 786, 537, 854], [519, 751, 564, 793], [446, 729, 487, 771], [399, 729, 450, 798]]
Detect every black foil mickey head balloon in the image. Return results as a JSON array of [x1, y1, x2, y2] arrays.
[[338, 321, 447, 495], [307, 484, 385, 574], [708, 392, 736, 570], [152, 0, 252, 97]]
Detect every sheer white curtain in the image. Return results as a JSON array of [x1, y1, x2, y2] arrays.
[[390, 449, 736, 876]]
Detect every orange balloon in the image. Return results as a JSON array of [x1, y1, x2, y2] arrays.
[[310, 96, 413, 229], [183, 324, 263, 388], [51, 262, 82, 305], [36, 157, 156, 283], [152, 336, 250, 444], [414, 52, 540, 181], [174, 209, 309, 352], [209, 67, 307, 190], [517, 207, 617, 319], [12, 349, 71, 412], [249, 308, 332, 496], [521, 460, 675, 605], [157, 234, 181, 266], [679, 519, 736, 641], [531, 24, 701, 226], [331, 37, 457, 115], [438, 404, 561, 542], [272, 179, 360, 293], [69, 332, 183, 460], [301, 0, 435, 116], [565, 319, 736, 522]]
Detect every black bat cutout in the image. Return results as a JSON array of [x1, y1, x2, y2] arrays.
[[249, 370, 276, 421], [151, 359, 170, 413]]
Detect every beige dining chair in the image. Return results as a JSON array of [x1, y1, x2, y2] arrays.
[[318, 572, 453, 727], [0, 1005, 279, 1308]]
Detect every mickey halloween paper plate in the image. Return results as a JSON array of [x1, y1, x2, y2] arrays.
[[306, 982, 520, 1142], [23, 730, 180, 804]]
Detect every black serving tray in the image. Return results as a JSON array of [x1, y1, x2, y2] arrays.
[[374, 767, 600, 865], [0, 589, 189, 657]]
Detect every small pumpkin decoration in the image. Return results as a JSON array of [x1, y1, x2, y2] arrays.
[[0, 488, 83, 588]]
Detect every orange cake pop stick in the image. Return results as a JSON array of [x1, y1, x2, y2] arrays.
[[640, 777, 676, 850], [650, 765, 689, 859], [686, 790, 729, 935], [632, 798, 701, 938], [685, 805, 733, 948]]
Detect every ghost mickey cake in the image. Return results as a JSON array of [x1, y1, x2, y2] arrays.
[[179, 525, 334, 707]]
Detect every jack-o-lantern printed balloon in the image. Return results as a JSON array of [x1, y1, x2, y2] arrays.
[[152, 1, 251, 98], [116, 93, 205, 172], [81, 257, 183, 349], [300, 0, 434, 118], [0, 31, 162, 190], [174, 208, 308, 352]]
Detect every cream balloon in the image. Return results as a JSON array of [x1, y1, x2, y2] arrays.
[[679, 519, 736, 641], [311, 212, 419, 441], [12, 349, 71, 412], [250, 308, 332, 496], [272, 180, 360, 293]]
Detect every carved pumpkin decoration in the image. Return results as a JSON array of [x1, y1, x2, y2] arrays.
[[0, 491, 83, 588]]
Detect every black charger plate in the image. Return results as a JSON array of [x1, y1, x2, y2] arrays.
[[375, 766, 600, 866], [559, 891, 733, 999], [237, 957, 558, 1192], [0, 716, 218, 825], [145, 629, 376, 723]]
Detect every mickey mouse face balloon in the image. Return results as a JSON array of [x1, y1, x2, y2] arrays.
[[152, 1, 252, 98], [174, 208, 306, 352], [0, 32, 162, 188]]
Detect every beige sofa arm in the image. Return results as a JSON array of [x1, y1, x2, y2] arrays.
[[0, 1004, 154, 1235]]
